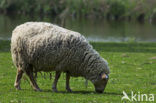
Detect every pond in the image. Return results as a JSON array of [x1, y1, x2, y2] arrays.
[[0, 14, 156, 42]]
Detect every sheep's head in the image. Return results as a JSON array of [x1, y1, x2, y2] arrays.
[[93, 73, 109, 93]]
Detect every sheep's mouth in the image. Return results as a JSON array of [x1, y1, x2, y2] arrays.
[[94, 79, 109, 93]]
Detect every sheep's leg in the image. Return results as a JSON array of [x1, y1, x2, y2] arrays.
[[52, 71, 61, 92], [66, 72, 72, 92], [14, 68, 24, 90], [26, 69, 41, 91]]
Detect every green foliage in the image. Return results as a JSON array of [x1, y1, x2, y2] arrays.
[[0, 0, 13, 10], [66, 0, 101, 17], [0, 40, 156, 102], [0, 0, 7, 9], [107, 0, 126, 18], [0, 0, 156, 21], [18, 0, 36, 14]]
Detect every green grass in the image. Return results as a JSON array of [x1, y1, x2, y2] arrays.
[[0, 40, 156, 103]]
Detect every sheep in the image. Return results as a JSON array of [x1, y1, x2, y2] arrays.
[[11, 22, 110, 93]]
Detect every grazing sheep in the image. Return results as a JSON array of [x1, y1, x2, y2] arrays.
[[11, 22, 110, 93]]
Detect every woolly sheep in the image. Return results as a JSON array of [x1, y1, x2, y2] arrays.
[[11, 22, 110, 93]]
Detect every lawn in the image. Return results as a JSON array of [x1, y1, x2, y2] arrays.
[[0, 40, 155, 103]]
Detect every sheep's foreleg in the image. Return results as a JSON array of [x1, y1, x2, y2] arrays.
[[26, 69, 41, 91], [52, 71, 61, 92], [14, 68, 24, 90], [66, 72, 72, 92]]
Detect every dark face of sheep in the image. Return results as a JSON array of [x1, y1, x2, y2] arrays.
[[93, 73, 109, 93]]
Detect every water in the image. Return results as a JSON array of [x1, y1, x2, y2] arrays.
[[0, 14, 156, 42]]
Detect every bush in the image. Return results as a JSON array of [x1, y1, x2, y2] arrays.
[[107, 0, 130, 20], [0, 0, 156, 22]]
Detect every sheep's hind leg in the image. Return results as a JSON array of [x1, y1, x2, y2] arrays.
[[14, 68, 24, 90], [66, 72, 72, 92], [52, 71, 61, 92], [26, 69, 41, 91]]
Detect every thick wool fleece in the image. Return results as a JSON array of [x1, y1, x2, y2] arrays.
[[11, 22, 110, 82]]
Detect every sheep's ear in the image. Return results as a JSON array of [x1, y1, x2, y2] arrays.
[[101, 73, 108, 79]]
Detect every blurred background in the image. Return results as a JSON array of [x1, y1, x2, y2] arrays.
[[0, 0, 156, 42]]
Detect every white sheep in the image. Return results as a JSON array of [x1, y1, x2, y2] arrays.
[[11, 22, 110, 93]]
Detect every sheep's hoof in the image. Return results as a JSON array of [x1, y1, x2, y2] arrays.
[[14, 85, 21, 90], [66, 88, 72, 92], [52, 88, 58, 92], [34, 88, 42, 92], [15, 87, 21, 90]]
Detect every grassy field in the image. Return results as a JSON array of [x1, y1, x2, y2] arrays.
[[0, 40, 155, 103]]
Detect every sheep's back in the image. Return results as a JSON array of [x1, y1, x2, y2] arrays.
[[11, 22, 87, 72]]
